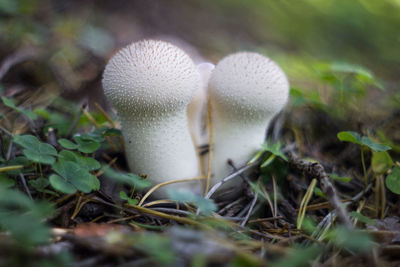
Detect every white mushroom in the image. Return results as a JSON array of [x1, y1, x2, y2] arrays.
[[102, 40, 201, 197], [187, 62, 215, 147], [209, 52, 289, 193]]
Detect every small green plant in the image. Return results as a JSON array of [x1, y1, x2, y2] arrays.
[[13, 135, 57, 165], [385, 166, 400, 194], [337, 131, 400, 195], [2, 96, 37, 121], [167, 189, 217, 216], [337, 131, 391, 185], [249, 141, 288, 168], [0, 184, 53, 246]]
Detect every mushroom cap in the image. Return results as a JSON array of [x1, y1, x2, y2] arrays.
[[209, 52, 289, 120], [103, 40, 200, 115]]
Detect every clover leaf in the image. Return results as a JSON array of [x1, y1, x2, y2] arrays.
[[102, 166, 151, 189], [49, 159, 99, 194], [13, 135, 57, 165], [337, 131, 391, 152], [386, 166, 400, 195]]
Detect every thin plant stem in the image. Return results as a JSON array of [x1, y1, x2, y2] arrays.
[[361, 148, 368, 186]]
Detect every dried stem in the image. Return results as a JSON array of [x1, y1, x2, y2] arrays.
[[287, 152, 353, 229]]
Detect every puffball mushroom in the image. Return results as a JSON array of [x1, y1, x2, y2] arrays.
[[187, 62, 215, 147], [209, 52, 289, 193], [102, 40, 201, 197]]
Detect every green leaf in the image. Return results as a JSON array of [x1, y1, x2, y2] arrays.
[[29, 178, 50, 192], [329, 62, 373, 79], [313, 187, 326, 198], [261, 142, 288, 161], [167, 189, 216, 216], [270, 245, 321, 267], [2, 96, 17, 109], [102, 167, 151, 189], [0, 174, 14, 188], [134, 233, 175, 264], [52, 159, 99, 193], [13, 134, 40, 149], [23, 143, 57, 165], [328, 226, 373, 252], [1, 97, 37, 120], [350, 211, 376, 225], [77, 130, 105, 142], [386, 166, 400, 194], [249, 141, 287, 165], [0, 186, 53, 246], [119, 191, 139, 205], [329, 173, 352, 183], [338, 132, 391, 152], [49, 174, 77, 194], [73, 135, 100, 153], [14, 135, 57, 164], [103, 128, 122, 137], [360, 136, 391, 152], [58, 139, 78, 149], [337, 131, 361, 145], [372, 151, 394, 174], [58, 150, 100, 171]]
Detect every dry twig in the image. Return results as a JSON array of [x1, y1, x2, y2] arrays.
[[287, 152, 353, 229]]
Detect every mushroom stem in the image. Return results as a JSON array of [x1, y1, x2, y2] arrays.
[[212, 115, 271, 184], [120, 111, 200, 194]]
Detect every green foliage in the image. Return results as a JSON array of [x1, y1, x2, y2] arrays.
[[119, 191, 139, 205], [314, 61, 383, 90], [2, 96, 37, 120], [133, 233, 176, 265], [385, 166, 400, 194], [72, 135, 101, 153], [13, 135, 57, 164], [271, 245, 321, 267], [249, 141, 287, 169], [167, 189, 217, 216], [328, 173, 351, 183], [337, 131, 391, 152], [327, 227, 373, 253], [371, 151, 394, 174], [0, 185, 53, 246], [350, 211, 376, 225], [102, 166, 152, 189], [58, 150, 101, 171], [59, 128, 111, 153], [58, 139, 78, 149], [29, 177, 49, 192], [0, 173, 15, 188], [49, 158, 99, 194]]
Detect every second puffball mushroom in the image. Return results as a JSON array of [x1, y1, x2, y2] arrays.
[[209, 52, 289, 195], [102, 40, 201, 197]]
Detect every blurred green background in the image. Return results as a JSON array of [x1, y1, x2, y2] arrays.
[[0, 0, 399, 125]]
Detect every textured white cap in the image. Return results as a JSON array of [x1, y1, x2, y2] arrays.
[[103, 40, 200, 115], [209, 52, 289, 120]]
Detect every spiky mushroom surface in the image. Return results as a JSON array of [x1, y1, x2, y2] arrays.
[[103, 40, 201, 197], [209, 52, 289, 195]]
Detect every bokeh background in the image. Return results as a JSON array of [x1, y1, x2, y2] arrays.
[[1, 0, 399, 161]]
